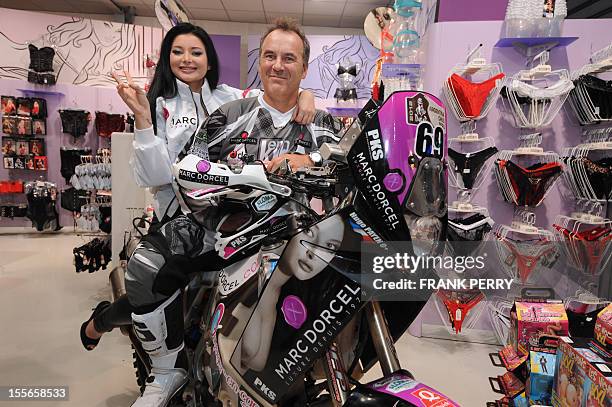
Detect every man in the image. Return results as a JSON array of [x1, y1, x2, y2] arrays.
[[124, 18, 339, 407]]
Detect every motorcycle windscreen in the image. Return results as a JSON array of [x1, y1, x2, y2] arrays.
[[347, 91, 447, 242], [229, 209, 365, 404]]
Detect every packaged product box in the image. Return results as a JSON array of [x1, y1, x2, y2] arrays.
[[490, 344, 529, 382], [594, 304, 612, 351], [527, 345, 558, 406], [552, 337, 611, 407], [510, 300, 569, 355]]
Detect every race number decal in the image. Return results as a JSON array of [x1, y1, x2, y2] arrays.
[[414, 121, 443, 159]]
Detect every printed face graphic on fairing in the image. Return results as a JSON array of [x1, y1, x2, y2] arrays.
[[279, 214, 344, 281]]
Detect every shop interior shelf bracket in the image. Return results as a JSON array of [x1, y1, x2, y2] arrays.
[[494, 37, 578, 57]]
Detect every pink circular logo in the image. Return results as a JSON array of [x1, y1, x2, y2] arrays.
[[196, 160, 211, 173], [383, 172, 404, 192], [282, 295, 307, 329]]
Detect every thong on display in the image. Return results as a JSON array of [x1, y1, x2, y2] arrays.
[[447, 213, 493, 257], [435, 289, 486, 334], [495, 233, 558, 284], [448, 146, 498, 189], [447, 73, 506, 119], [495, 159, 563, 207]]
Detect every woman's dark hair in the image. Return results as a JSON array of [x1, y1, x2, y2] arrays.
[[147, 23, 220, 131]]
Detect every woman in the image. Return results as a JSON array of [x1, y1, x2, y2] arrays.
[[80, 23, 315, 351]]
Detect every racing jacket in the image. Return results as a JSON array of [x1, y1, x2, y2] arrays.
[[130, 78, 260, 218], [177, 94, 341, 214]]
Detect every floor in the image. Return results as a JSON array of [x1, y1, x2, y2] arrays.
[[0, 234, 503, 406]]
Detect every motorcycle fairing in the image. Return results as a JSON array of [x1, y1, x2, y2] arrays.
[[343, 370, 460, 406], [346, 91, 447, 241], [227, 208, 366, 404]]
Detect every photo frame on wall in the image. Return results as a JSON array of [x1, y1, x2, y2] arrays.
[[2, 116, 16, 134], [3, 156, 14, 169], [32, 119, 46, 135], [16, 97, 31, 116], [2, 137, 16, 155], [17, 117, 32, 136], [34, 156, 47, 171], [1, 96, 16, 115], [16, 140, 29, 155], [30, 138, 44, 156]]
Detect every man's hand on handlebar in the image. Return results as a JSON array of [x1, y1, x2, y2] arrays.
[[265, 153, 314, 173]]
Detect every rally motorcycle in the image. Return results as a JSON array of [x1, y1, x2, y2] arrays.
[[115, 90, 456, 407]]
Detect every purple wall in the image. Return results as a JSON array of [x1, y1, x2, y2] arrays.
[[410, 18, 612, 336], [437, 0, 507, 22], [0, 79, 127, 229], [211, 34, 241, 88]]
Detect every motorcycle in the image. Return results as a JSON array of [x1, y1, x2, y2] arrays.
[[113, 90, 455, 407]]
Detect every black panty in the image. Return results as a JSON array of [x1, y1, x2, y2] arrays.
[[448, 146, 498, 189]]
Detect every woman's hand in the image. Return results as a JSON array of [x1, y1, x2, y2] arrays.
[[112, 71, 152, 129], [293, 90, 316, 125]]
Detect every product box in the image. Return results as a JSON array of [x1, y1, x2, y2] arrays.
[[552, 337, 611, 407], [490, 345, 529, 382], [510, 300, 569, 355], [528, 345, 558, 406], [594, 304, 612, 351]]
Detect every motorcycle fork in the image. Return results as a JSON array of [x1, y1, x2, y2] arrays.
[[322, 341, 350, 406], [365, 300, 401, 375]]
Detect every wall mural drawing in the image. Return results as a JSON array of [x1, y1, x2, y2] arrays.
[[0, 10, 164, 87], [248, 35, 379, 100]]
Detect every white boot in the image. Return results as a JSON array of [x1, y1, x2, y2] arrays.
[[131, 291, 187, 407]]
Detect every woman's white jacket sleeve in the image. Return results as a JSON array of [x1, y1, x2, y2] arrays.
[[129, 103, 174, 187]]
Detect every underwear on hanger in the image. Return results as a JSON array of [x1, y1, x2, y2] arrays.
[[448, 213, 493, 257], [337, 65, 358, 76], [581, 157, 612, 201], [95, 112, 126, 137], [436, 289, 485, 333], [497, 160, 563, 206], [59, 110, 89, 138], [99, 206, 111, 234], [509, 77, 575, 100], [334, 88, 358, 101], [575, 75, 612, 119], [27, 72, 56, 86], [554, 224, 612, 276], [0, 204, 28, 218], [496, 234, 558, 283], [448, 73, 505, 118], [566, 306, 607, 338], [448, 146, 498, 189], [60, 148, 92, 183], [60, 187, 89, 213]]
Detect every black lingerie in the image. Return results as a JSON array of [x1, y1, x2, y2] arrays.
[[0, 204, 28, 218], [73, 237, 111, 273], [582, 157, 612, 201], [334, 87, 358, 101], [95, 112, 125, 137], [496, 160, 563, 207], [338, 65, 358, 76], [28, 44, 56, 86], [60, 148, 92, 183], [60, 187, 89, 213], [448, 146, 498, 189], [99, 206, 111, 234], [448, 213, 492, 257], [566, 306, 606, 338], [26, 190, 60, 231], [575, 75, 612, 120], [59, 110, 89, 138]]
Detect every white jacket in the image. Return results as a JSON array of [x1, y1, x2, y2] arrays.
[[130, 78, 260, 218]]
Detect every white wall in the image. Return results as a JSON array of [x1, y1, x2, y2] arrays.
[[43, 11, 364, 87]]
